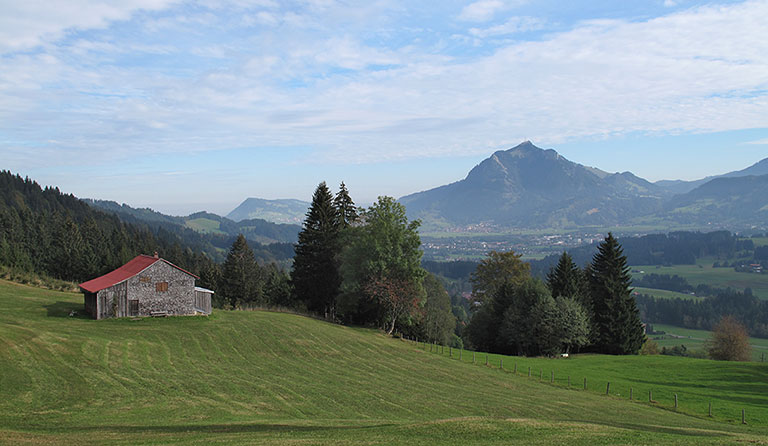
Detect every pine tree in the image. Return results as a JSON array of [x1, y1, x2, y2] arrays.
[[292, 182, 341, 318], [220, 234, 261, 309], [333, 181, 358, 228], [588, 233, 645, 354]]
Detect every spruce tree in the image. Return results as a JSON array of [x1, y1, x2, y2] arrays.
[[546, 251, 584, 300], [333, 181, 358, 228], [588, 233, 645, 354], [292, 182, 341, 318], [220, 234, 261, 309]]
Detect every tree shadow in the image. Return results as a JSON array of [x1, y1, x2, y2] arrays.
[[44, 301, 89, 319]]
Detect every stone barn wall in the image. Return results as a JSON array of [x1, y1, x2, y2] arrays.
[[125, 260, 196, 317]]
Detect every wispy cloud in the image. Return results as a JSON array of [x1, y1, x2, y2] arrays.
[[458, 0, 525, 22], [468, 16, 546, 38], [1, 0, 767, 171]]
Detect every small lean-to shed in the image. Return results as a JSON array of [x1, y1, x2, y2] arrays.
[[79, 253, 212, 319]]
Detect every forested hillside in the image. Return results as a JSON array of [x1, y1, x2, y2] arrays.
[[85, 199, 301, 244], [0, 171, 289, 287]]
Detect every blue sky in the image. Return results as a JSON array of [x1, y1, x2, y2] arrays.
[[1, 0, 766, 215]]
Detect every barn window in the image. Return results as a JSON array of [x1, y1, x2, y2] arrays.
[[139, 276, 150, 283], [128, 299, 139, 316], [156, 282, 169, 292]]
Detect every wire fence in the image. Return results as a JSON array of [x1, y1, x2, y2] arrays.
[[401, 335, 756, 426]]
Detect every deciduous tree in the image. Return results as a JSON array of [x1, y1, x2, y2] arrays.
[[338, 196, 426, 332], [708, 315, 751, 361]]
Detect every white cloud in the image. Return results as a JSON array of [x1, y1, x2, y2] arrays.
[[1, 0, 767, 171], [745, 138, 768, 145], [0, 0, 176, 53], [458, 0, 507, 22], [468, 16, 545, 37]]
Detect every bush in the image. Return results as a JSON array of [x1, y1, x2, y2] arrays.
[[707, 316, 751, 361]]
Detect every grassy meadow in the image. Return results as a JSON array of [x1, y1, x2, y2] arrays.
[[648, 323, 768, 362], [631, 259, 768, 299], [2, 280, 768, 445]]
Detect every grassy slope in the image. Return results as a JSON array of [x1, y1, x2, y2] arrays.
[[1, 281, 767, 445]]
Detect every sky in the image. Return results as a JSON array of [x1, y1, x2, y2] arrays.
[[1, 0, 767, 216]]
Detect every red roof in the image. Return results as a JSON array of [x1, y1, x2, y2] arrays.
[[79, 255, 198, 293]]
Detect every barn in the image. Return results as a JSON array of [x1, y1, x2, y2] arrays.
[[79, 253, 213, 319]]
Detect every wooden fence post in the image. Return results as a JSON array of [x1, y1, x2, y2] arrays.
[[486, 354, 489, 366], [674, 393, 678, 410], [528, 367, 531, 377], [450, 346, 452, 357], [629, 387, 633, 400], [550, 371, 554, 383], [473, 352, 476, 364], [500, 358, 503, 370], [742, 409, 746, 425], [606, 382, 610, 395], [568, 376, 571, 387], [513, 363, 517, 374], [539, 370, 542, 380], [649, 390, 653, 403], [583, 377, 587, 390], [460, 349, 462, 360], [708, 402, 712, 417]]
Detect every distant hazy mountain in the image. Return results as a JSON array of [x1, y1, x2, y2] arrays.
[[660, 174, 768, 226], [85, 199, 300, 244], [399, 141, 665, 229], [227, 198, 309, 225], [655, 157, 768, 195]]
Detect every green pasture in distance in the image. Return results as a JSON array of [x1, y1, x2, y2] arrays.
[[647, 323, 768, 362], [633, 286, 702, 300], [184, 217, 226, 234], [1, 280, 767, 445], [630, 261, 768, 299]]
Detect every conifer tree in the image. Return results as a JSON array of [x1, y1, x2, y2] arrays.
[[587, 233, 645, 354], [333, 181, 358, 228], [220, 234, 261, 309], [546, 251, 584, 300], [292, 182, 341, 318]]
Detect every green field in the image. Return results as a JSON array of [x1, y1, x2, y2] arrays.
[[2, 280, 768, 445], [633, 287, 701, 300], [648, 323, 768, 362], [184, 217, 226, 234], [631, 261, 768, 299]]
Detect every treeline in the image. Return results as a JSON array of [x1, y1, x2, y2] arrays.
[[465, 235, 645, 356], [530, 231, 755, 277], [634, 273, 722, 297], [638, 288, 768, 338]]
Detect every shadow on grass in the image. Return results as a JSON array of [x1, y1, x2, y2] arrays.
[[44, 301, 89, 319], [586, 421, 729, 438], [49, 422, 395, 435]]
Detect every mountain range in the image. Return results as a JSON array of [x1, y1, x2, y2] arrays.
[[399, 141, 768, 231], [85, 199, 301, 245]]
